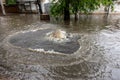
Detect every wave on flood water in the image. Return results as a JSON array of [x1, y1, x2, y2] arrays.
[[3, 28, 81, 55]]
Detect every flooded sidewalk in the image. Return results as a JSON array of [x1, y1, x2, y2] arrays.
[[0, 14, 120, 80]]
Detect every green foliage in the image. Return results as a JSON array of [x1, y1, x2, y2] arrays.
[[50, 0, 65, 17], [6, 0, 16, 5], [50, 0, 114, 17]]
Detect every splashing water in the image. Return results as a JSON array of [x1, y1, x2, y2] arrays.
[[46, 29, 73, 43]]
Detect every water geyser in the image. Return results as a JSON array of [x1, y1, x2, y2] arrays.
[[48, 29, 67, 39]]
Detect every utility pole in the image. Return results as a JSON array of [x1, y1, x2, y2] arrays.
[[0, 0, 6, 15]]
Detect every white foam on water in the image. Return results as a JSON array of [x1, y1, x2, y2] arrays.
[[45, 36, 70, 43], [28, 48, 67, 55], [21, 27, 49, 33], [45, 29, 72, 43], [6, 27, 50, 40]]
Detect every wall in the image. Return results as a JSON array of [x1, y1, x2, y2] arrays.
[[16, 0, 50, 13]]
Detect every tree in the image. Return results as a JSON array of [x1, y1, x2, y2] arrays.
[[50, 0, 114, 21]]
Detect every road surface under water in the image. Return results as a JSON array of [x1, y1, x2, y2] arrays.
[[0, 14, 120, 80]]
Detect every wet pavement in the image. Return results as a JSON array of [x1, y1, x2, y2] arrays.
[[0, 14, 120, 80]]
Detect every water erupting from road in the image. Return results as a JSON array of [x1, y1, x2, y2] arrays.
[[46, 29, 71, 43]]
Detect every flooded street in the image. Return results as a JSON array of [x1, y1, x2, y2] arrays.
[[0, 14, 120, 80]]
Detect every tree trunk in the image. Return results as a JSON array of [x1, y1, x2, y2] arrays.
[[75, 13, 78, 20], [0, 0, 6, 15], [37, 0, 43, 14], [64, 0, 70, 21], [74, 8, 78, 20]]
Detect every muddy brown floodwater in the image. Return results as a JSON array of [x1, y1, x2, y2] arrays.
[[0, 14, 120, 80]]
